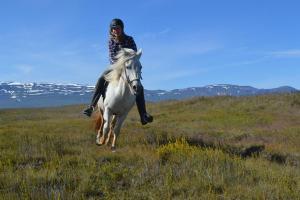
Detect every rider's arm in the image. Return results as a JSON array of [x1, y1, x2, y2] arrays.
[[127, 36, 137, 52], [109, 39, 117, 64]]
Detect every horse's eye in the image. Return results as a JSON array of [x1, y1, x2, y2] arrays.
[[126, 66, 131, 70], [125, 60, 131, 66]]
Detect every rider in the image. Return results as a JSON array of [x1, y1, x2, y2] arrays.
[[83, 18, 153, 125]]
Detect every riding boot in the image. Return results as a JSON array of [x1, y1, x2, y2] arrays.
[[83, 70, 110, 117], [136, 86, 153, 125]]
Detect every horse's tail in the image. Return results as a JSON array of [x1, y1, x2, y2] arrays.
[[92, 109, 103, 132]]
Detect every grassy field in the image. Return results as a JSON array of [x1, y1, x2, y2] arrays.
[[0, 93, 300, 199]]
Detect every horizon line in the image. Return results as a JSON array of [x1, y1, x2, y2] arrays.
[[1, 81, 299, 91]]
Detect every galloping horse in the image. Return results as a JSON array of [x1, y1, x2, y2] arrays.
[[94, 48, 142, 150]]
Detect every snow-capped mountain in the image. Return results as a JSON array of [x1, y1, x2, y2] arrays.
[[0, 82, 94, 108], [146, 84, 299, 101], [0, 82, 298, 108]]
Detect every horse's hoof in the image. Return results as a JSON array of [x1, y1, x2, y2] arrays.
[[96, 139, 103, 146], [96, 142, 102, 146], [111, 146, 116, 152]]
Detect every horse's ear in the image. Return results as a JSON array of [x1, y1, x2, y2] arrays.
[[136, 49, 142, 59]]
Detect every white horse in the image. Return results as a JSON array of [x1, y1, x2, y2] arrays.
[[94, 48, 142, 150]]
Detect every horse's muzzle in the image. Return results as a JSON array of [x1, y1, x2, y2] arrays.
[[133, 85, 138, 93]]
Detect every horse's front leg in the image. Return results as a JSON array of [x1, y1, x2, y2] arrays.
[[99, 109, 112, 145], [105, 115, 117, 145], [111, 113, 127, 151]]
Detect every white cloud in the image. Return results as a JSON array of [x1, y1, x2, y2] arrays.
[[141, 37, 222, 60], [16, 65, 34, 74], [139, 28, 171, 40], [269, 49, 300, 58], [224, 56, 269, 68], [147, 67, 207, 82]]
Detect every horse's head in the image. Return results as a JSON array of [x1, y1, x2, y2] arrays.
[[122, 48, 142, 95], [105, 48, 143, 95]]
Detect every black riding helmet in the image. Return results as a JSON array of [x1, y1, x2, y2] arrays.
[[110, 18, 124, 30]]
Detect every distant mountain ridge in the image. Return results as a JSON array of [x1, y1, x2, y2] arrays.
[[0, 82, 298, 108]]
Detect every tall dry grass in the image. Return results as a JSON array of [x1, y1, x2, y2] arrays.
[[0, 93, 299, 199]]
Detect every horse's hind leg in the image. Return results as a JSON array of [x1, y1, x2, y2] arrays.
[[96, 114, 104, 146], [95, 110, 104, 146]]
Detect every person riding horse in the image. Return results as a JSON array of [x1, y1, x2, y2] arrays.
[[83, 18, 153, 125]]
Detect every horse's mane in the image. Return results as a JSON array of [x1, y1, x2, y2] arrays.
[[104, 48, 137, 84]]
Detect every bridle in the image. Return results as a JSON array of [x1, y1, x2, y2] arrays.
[[123, 63, 142, 88]]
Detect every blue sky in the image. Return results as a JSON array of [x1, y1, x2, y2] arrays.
[[1, 0, 300, 90]]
